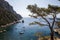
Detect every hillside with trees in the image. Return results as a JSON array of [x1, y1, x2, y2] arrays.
[[0, 0, 22, 31]]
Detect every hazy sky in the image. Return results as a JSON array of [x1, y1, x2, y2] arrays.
[[5, 0, 60, 17]]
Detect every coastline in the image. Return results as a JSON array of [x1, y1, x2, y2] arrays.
[[0, 20, 21, 33]]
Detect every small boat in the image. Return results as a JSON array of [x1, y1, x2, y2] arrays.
[[22, 20, 24, 23], [23, 27, 25, 28], [19, 32, 24, 34]]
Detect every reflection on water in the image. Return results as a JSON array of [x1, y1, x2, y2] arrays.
[[0, 18, 51, 40]]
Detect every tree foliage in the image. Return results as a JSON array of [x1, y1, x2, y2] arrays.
[[27, 4, 60, 26], [27, 4, 60, 40]]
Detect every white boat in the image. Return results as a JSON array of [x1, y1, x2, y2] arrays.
[[19, 32, 24, 34]]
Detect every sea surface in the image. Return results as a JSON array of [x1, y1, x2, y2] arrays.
[[0, 17, 58, 40]]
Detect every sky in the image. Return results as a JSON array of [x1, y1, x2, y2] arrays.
[[5, 0, 60, 17]]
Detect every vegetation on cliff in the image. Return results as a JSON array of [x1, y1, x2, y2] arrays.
[[0, 0, 22, 32]]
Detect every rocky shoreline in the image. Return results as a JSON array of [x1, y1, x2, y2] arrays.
[[0, 20, 21, 33]]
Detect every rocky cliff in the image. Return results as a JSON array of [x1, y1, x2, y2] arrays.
[[0, 0, 22, 31]]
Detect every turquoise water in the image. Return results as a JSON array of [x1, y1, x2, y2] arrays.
[[0, 18, 51, 40]]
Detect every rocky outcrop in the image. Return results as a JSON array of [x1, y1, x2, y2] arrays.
[[0, 0, 22, 31]]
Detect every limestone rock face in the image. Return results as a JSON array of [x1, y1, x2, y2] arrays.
[[0, 0, 22, 26]]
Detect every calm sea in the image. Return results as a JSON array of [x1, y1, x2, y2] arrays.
[[0, 17, 57, 40]]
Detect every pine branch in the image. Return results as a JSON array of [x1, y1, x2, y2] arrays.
[[29, 21, 48, 26]]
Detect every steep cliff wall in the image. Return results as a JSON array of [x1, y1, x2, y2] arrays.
[[0, 0, 22, 26]]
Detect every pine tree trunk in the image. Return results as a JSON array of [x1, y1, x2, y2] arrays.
[[50, 29, 54, 40]]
